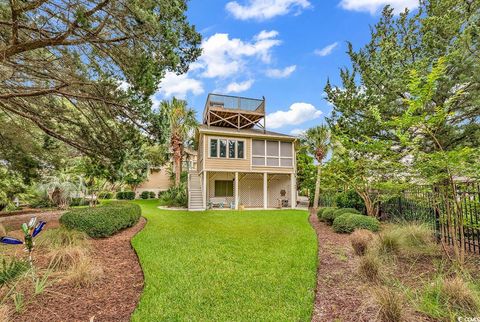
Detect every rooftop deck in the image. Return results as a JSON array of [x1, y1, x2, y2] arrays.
[[203, 93, 265, 130]]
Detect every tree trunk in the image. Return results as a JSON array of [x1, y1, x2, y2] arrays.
[[171, 134, 182, 187], [312, 165, 321, 213], [358, 190, 376, 217]]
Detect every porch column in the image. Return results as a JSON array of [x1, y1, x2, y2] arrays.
[[291, 173, 296, 209], [263, 172, 268, 209], [203, 171, 207, 209], [234, 172, 239, 210]]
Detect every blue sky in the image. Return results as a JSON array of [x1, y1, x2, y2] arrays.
[[153, 0, 418, 136]]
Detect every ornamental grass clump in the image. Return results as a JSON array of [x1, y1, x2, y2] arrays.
[[37, 226, 88, 250], [49, 246, 88, 270], [358, 252, 383, 283], [375, 223, 437, 257], [350, 229, 375, 256], [65, 256, 104, 287], [376, 231, 402, 256], [440, 276, 480, 315], [372, 286, 404, 322]]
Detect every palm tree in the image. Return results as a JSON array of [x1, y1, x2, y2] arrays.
[[301, 125, 332, 214], [160, 98, 198, 187]]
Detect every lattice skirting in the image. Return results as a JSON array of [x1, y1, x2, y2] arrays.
[[238, 173, 264, 208], [206, 172, 293, 208], [267, 174, 291, 208]]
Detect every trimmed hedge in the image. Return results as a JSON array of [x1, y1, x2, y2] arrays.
[[322, 207, 360, 225], [321, 208, 338, 224], [140, 191, 150, 199], [333, 208, 361, 216], [317, 207, 336, 221], [59, 202, 141, 238], [98, 192, 113, 199], [116, 191, 135, 200], [332, 213, 380, 234]]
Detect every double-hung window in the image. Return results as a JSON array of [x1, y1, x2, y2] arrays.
[[209, 138, 245, 159], [252, 140, 293, 167]]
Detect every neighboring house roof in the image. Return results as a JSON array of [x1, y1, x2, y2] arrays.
[[197, 124, 296, 141]]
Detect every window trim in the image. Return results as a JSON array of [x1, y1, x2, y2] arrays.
[[208, 137, 246, 160], [252, 139, 293, 168]]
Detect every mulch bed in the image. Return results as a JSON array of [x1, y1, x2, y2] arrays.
[[0, 210, 65, 232], [309, 211, 377, 322], [11, 217, 146, 322]]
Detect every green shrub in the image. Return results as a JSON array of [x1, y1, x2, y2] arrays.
[[140, 191, 151, 199], [159, 185, 187, 208], [323, 208, 360, 225], [333, 208, 361, 216], [321, 208, 338, 225], [335, 190, 365, 212], [116, 191, 135, 200], [70, 198, 88, 207], [60, 202, 141, 238], [317, 207, 336, 221], [149, 191, 156, 199], [333, 213, 380, 233], [98, 192, 113, 199]]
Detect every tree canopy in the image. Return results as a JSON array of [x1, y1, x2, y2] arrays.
[[0, 0, 202, 161]]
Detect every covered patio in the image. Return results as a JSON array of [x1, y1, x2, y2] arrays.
[[201, 171, 296, 209]]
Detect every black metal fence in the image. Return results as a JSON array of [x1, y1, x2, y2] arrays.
[[319, 183, 480, 255]]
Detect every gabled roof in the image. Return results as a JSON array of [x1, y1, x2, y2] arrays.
[[197, 124, 296, 140]]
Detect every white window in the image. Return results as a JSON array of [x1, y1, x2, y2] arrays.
[[252, 140, 293, 167], [209, 138, 245, 159]]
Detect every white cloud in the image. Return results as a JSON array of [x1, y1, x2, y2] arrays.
[[314, 42, 338, 57], [266, 65, 296, 78], [198, 30, 281, 78], [156, 72, 204, 99], [255, 30, 279, 40], [225, 80, 255, 93], [226, 0, 311, 20], [267, 102, 322, 129], [290, 128, 306, 136], [339, 0, 418, 14]]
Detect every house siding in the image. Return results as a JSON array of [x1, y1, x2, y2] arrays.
[[202, 134, 295, 173], [204, 135, 252, 171]]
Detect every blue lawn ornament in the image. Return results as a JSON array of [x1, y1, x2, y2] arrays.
[[0, 217, 46, 264], [0, 236, 23, 245]]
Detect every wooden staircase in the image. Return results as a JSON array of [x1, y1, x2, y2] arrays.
[[188, 171, 204, 211]]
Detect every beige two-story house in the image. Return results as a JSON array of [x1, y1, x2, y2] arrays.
[[136, 149, 197, 198], [188, 93, 297, 210]]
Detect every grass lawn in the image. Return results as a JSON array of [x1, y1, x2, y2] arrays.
[[131, 200, 317, 321]]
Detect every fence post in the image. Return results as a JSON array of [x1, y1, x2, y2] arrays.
[[433, 185, 441, 242], [398, 191, 404, 218]]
